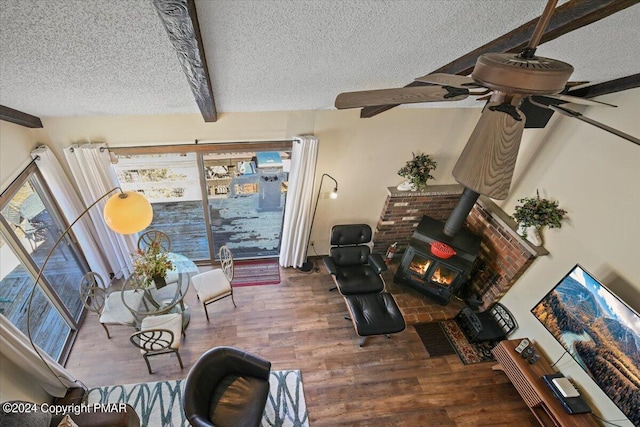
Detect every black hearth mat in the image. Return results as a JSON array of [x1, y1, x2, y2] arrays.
[[413, 322, 456, 357]]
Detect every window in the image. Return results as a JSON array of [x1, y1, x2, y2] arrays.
[[111, 142, 292, 261], [0, 164, 90, 362]]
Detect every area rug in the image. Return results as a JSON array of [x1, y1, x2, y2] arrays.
[[413, 322, 456, 357], [232, 259, 281, 287], [414, 319, 497, 365], [87, 369, 308, 427]]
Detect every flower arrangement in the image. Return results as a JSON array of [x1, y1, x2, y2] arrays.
[[397, 152, 438, 191], [512, 190, 567, 230], [132, 240, 173, 288]]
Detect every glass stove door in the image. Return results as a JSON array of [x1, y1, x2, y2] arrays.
[[429, 264, 459, 287], [408, 253, 432, 279]]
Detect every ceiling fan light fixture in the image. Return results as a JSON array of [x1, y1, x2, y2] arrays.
[[472, 53, 574, 95]]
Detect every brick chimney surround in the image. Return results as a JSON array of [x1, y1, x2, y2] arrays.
[[373, 185, 548, 309]]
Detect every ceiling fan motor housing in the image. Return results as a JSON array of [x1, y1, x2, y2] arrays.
[[472, 53, 574, 95]]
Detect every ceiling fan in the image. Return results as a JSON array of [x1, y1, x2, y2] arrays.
[[335, 0, 639, 201]]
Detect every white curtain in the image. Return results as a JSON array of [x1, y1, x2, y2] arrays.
[[0, 315, 80, 398], [31, 146, 111, 281], [279, 135, 318, 267], [64, 143, 136, 275]]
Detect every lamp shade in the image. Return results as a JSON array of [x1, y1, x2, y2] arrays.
[[103, 191, 153, 234]]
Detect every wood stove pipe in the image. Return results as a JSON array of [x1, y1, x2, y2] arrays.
[[443, 187, 480, 237]]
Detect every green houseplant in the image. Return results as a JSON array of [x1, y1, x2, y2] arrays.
[[512, 190, 567, 245], [397, 152, 437, 191], [132, 240, 174, 288]]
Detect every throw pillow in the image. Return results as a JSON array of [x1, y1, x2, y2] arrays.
[[57, 414, 79, 427]]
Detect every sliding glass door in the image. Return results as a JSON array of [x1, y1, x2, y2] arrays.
[[0, 165, 89, 362], [111, 146, 290, 261], [203, 151, 288, 258]]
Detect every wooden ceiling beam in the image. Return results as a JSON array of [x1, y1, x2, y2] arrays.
[[153, 0, 217, 122], [567, 73, 640, 98], [0, 105, 43, 128], [360, 0, 638, 118], [521, 74, 640, 129]]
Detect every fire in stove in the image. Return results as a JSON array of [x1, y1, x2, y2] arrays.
[[409, 258, 432, 276], [431, 265, 457, 286]]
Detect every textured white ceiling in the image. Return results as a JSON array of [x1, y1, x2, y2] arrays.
[[1, 0, 639, 118]]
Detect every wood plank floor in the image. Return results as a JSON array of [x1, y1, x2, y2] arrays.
[[65, 262, 538, 426]]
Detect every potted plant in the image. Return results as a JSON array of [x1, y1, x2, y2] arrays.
[[397, 152, 438, 191], [512, 190, 567, 246], [132, 240, 174, 289]]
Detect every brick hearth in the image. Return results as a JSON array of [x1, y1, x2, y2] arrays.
[[374, 185, 548, 309]]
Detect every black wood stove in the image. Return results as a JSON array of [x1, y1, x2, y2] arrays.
[[394, 215, 481, 305]]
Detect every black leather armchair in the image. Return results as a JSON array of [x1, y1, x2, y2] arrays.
[[182, 346, 271, 427], [322, 224, 386, 294]]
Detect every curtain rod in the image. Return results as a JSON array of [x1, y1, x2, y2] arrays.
[[0, 156, 39, 200], [108, 139, 296, 155]]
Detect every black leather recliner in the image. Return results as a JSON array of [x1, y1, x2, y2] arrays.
[[322, 224, 386, 294], [323, 224, 406, 346], [182, 346, 271, 427]]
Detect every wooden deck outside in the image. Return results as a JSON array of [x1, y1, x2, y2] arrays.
[[149, 195, 285, 261], [0, 227, 81, 361], [66, 265, 539, 426]]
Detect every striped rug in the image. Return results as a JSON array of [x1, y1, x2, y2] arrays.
[[232, 259, 281, 287], [87, 369, 308, 427]]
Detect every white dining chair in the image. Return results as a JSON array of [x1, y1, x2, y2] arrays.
[[79, 272, 144, 338], [137, 229, 171, 253], [130, 312, 184, 374], [190, 245, 236, 322]]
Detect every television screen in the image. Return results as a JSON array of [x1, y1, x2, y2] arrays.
[[531, 264, 640, 425]]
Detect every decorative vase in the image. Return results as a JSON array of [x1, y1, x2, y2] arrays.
[[152, 274, 167, 289], [517, 222, 542, 246], [396, 180, 417, 191]]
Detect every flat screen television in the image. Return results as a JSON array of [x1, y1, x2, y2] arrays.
[[531, 264, 640, 426]]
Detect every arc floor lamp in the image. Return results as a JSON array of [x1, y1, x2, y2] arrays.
[[299, 173, 338, 272], [26, 187, 153, 390]]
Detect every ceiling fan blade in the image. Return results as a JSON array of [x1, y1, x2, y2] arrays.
[[452, 102, 526, 200], [535, 94, 617, 107], [335, 86, 468, 109], [548, 104, 640, 146], [414, 73, 482, 89]]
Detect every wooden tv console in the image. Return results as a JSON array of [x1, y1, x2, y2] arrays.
[[491, 339, 599, 427]]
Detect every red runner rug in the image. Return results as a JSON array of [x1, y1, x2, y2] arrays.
[[232, 259, 281, 287]]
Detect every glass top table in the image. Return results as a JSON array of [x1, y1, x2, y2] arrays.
[[109, 252, 198, 329]]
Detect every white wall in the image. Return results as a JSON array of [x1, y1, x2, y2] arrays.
[[0, 121, 38, 188], [499, 88, 640, 425]]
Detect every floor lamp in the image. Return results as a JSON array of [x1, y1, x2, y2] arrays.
[[26, 187, 153, 391], [299, 173, 338, 272]]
